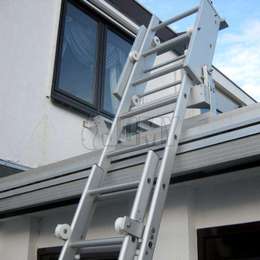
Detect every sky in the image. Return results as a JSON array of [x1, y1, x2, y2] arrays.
[[137, 0, 260, 101]]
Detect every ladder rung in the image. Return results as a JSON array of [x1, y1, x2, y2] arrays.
[[142, 32, 191, 58], [121, 94, 178, 119], [144, 54, 185, 73], [133, 62, 183, 86], [139, 80, 182, 98], [88, 181, 140, 196], [70, 237, 124, 249], [97, 189, 137, 201], [152, 6, 199, 32], [108, 139, 163, 158], [119, 96, 177, 128]]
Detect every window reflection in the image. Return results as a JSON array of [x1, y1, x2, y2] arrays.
[[57, 3, 98, 104], [103, 30, 131, 114]]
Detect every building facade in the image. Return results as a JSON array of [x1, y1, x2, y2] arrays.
[[0, 1, 259, 260]]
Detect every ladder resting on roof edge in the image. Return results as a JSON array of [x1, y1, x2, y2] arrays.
[[55, 0, 227, 259]]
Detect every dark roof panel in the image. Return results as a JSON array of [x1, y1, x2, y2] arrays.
[[105, 0, 178, 42]]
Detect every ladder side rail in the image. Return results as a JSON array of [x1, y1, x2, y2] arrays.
[[118, 151, 160, 260], [138, 73, 194, 260], [113, 25, 146, 100], [202, 65, 217, 114], [57, 17, 160, 260], [97, 16, 160, 169], [138, 1, 223, 258], [183, 0, 222, 84], [57, 25, 149, 260], [58, 165, 104, 260]]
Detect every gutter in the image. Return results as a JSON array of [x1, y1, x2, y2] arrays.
[[1, 104, 260, 218]]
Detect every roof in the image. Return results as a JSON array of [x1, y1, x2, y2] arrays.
[[103, 0, 185, 53], [1, 103, 260, 218], [105, 0, 177, 41], [213, 66, 257, 104]]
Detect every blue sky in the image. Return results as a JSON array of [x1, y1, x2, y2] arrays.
[[138, 0, 260, 100]]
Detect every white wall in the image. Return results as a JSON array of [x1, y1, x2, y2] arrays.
[[2, 168, 260, 259], [0, 217, 32, 260], [0, 0, 105, 168]]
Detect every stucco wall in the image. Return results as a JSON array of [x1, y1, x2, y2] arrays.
[[0, 0, 108, 168], [1, 169, 260, 259]]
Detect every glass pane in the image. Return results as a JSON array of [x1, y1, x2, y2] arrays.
[[103, 30, 132, 114], [57, 3, 98, 104]]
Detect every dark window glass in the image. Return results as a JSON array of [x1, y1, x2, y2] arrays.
[[102, 30, 132, 114], [52, 0, 133, 117], [57, 2, 98, 104], [198, 222, 260, 260]]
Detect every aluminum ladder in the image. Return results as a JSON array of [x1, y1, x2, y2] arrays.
[[55, 0, 226, 259]]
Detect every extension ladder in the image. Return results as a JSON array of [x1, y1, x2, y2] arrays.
[[55, 0, 226, 259]]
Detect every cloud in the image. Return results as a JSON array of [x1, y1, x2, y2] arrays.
[[215, 19, 260, 101]]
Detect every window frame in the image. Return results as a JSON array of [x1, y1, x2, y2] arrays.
[[197, 221, 260, 260], [51, 0, 134, 119]]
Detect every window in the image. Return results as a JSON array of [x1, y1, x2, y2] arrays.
[[198, 222, 260, 260], [52, 0, 133, 118], [56, 2, 98, 105]]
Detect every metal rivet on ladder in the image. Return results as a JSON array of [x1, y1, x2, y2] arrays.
[[132, 95, 140, 106], [152, 36, 161, 47]]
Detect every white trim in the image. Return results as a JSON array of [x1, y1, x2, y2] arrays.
[[213, 67, 256, 106], [82, 0, 139, 37]]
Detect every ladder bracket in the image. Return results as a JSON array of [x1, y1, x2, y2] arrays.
[[115, 216, 145, 238]]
